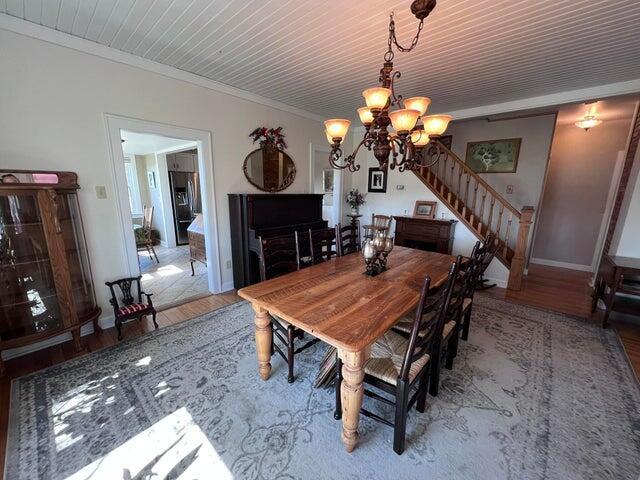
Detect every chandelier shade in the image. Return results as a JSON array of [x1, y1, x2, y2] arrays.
[[403, 97, 431, 116], [325, 130, 334, 144], [422, 114, 452, 137], [324, 119, 351, 140], [389, 109, 421, 134], [362, 87, 392, 110], [357, 107, 375, 125], [410, 128, 430, 147]]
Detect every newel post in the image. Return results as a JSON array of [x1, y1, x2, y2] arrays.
[[507, 206, 534, 291]]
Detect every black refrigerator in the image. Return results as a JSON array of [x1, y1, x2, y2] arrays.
[[169, 171, 201, 245]]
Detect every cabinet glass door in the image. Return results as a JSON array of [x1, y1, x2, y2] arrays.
[[58, 192, 98, 319], [0, 191, 61, 340]]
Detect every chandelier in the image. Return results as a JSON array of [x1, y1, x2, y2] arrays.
[[324, 0, 452, 173]]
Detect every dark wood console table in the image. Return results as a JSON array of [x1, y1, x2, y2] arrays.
[[393, 216, 456, 255]]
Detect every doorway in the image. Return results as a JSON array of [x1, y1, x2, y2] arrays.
[[105, 115, 222, 310], [310, 143, 342, 226]]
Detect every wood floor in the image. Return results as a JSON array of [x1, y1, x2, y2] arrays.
[[0, 290, 240, 479], [480, 263, 640, 377]]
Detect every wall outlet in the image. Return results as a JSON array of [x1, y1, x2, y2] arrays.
[[396, 185, 405, 190], [225, 260, 232, 269], [506, 185, 514, 194], [95, 186, 107, 199]]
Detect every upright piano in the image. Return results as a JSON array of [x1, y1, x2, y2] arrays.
[[229, 194, 327, 288]]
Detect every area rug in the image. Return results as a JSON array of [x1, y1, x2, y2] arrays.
[[5, 297, 640, 480]]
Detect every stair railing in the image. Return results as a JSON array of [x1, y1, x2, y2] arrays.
[[416, 140, 534, 291]]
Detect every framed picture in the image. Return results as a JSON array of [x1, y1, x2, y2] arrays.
[[147, 171, 156, 188], [323, 169, 334, 193], [368, 167, 387, 193], [465, 138, 521, 173], [413, 200, 437, 219]]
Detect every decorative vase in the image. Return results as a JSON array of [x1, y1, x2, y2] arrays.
[[350, 206, 359, 216]]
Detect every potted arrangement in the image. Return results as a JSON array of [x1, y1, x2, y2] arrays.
[[346, 188, 366, 216]]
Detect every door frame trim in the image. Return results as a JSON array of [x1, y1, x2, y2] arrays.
[[309, 142, 343, 225], [104, 113, 222, 294]]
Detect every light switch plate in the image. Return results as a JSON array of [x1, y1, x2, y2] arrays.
[[506, 185, 514, 194], [396, 185, 405, 190], [95, 186, 107, 199]]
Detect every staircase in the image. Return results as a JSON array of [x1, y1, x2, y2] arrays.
[[414, 140, 534, 291]]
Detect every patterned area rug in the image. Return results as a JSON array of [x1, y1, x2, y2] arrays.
[[6, 297, 640, 480]]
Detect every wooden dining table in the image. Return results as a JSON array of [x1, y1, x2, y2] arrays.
[[237, 246, 455, 452]]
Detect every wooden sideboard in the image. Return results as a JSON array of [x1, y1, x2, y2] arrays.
[[393, 216, 457, 254]]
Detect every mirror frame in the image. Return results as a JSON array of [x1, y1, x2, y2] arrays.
[[242, 147, 296, 193]]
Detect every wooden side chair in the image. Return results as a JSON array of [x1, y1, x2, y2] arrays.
[[475, 233, 499, 290], [309, 227, 338, 264], [392, 256, 465, 396], [105, 276, 157, 340], [362, 213, 392, 241], [294, 230, 313, 269], [458, 241, 488, 341], [335, 260, 460, 454], [335, 221, 361, 256], [136, 205, 159, 264], [258, 235, 320, 383]]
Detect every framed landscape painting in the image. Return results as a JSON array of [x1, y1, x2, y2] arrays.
[[465, 138, 521, 173]]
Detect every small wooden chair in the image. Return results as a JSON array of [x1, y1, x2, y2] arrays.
[[362, 213, 392, 241], [335, 259, 460, 454], [136, 205, 159, 264], [258, 235, 320, 383], [309, 227, 338, 264], [335, 221, 361, 256], [105, 276, 158, 340]]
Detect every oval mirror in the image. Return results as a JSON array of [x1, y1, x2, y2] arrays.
[[243, 147, 296, 192]]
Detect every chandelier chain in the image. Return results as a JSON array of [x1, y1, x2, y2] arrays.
[[385, 13, 425, 62]]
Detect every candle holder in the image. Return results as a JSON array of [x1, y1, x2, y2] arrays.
[[362, 231, 394, 276]]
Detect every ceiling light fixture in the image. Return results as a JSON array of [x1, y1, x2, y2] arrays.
[[575, 104, 602, 131], [325, 0, 452, 172]]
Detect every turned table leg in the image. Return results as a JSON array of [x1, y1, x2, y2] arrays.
[[339, 348, 369, 453], [253, 304, 272, 380]]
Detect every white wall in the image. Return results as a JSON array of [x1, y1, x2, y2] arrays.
[[447, 114, 557, 211], [615, 150, 640, 258], [0, 29, 327, 323], [347, 152, 510, 286]]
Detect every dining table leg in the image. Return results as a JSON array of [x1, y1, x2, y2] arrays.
[[253, 304, 272, 380], [338, 348, 370, 453]]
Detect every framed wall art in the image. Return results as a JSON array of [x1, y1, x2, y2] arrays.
[[368, 167, 387, 193], [465, 138, 521, 173]]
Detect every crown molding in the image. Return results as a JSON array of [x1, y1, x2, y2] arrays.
[[446, 79, 640, 120], [0, 13, 326, 123]]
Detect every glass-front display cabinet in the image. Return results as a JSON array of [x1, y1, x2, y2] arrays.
[[0, 170, 100, 375]]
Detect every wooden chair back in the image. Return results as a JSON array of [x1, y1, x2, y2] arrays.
[[335, 221, 361, 256], [372, 214, 392, 231], [309, 227, 338, 264], [258, 234, 299, 281], [399, 256, 461, 381], [294, 230, 311, 269], [140, 205, 154, 243], [105, 276, 143, 311], [479, 233, 499, 273]]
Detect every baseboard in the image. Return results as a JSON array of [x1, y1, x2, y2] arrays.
[[530, 257, 593, 272], [97, 313, 116, 330], [159, 240, 168, 247], [220, 280, 235, 292]]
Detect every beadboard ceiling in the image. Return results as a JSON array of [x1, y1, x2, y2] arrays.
[[3, 0, 640, 119]]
